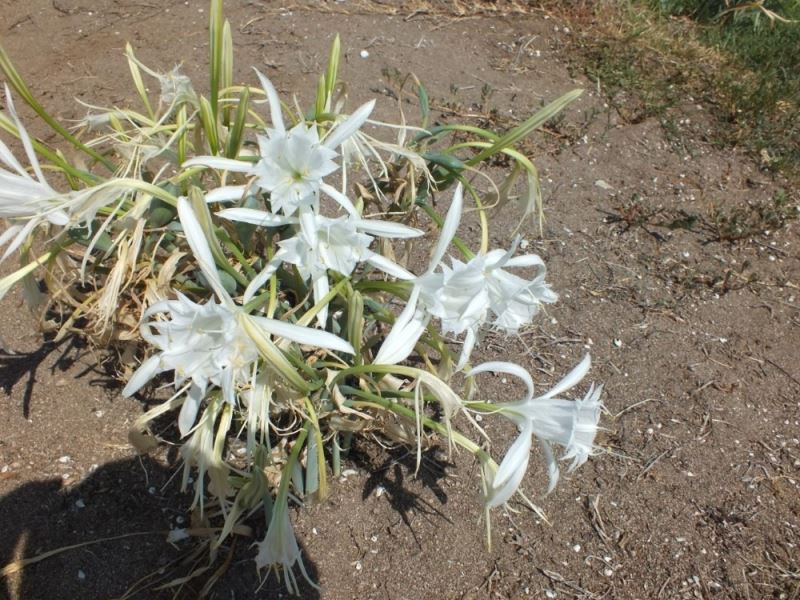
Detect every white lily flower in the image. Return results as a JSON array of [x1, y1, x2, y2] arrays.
[[218, 206, 420, 324], [0, 85, 70, 261], [373, 184, 465, 365], [122, 293, 259, 436], [375, 183, 557, 369], [255, 496, 316, 595], [183, 70, 374, 218], [470, 355, 602, 508], [124, 198, 354, 433]]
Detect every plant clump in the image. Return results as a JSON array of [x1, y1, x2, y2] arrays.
[[0, 0, 603, 593]]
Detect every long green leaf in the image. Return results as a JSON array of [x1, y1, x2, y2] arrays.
[[466, 88, 583, 166]]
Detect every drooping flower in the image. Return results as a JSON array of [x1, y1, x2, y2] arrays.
[[0, 85, 69, 261], [255, 493, 317, 594], [469, 355, 602, 508], [372, 184, 466, 366]]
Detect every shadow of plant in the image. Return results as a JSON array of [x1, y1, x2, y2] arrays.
[[351, 443, 454, 549], [0, 455, 320, 599]]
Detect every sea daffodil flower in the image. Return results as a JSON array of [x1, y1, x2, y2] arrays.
[[217, 206, 420, 324], [183, 70, 374, 221], [469, 355, 602, 508], [0, 85, 70, 261], [123, 197, 354, 434], [375, 183, 557, 369]]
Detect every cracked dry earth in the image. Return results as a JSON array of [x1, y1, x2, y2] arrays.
[[1, 2, 798, 599]]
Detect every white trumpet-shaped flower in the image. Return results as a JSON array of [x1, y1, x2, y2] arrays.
[[375, 183, 557, 369], [123, 197, 354, 434], [122, 293, 258, 436], [217, 206, 420, 325], [255, 494, 316, 594], [0, 85, 69, 261], [183, 70, 374, 219], [469, 355, 602, 508]]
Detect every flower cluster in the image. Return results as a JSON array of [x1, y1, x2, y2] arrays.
[[0, 12, 602, 594]]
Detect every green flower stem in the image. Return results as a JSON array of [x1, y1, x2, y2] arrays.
[[342, 385, 487, 459], [303, 396, 327, 500]]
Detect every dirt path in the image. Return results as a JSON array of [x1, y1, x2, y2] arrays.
[[1, 2, 798, 598]]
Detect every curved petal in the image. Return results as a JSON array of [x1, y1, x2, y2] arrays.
[[5, 85, 47, 184], [355, 219, 423, 239], [319, 182, 359, 217], [455, 326, 478, 372], [176, 197, 232, 306], [540, 354, 591, 400], [243, 256, 283, 305], [254, 69, 285, 134], [182, 156, 252, 172], [178, 382, 205, 436], [469, 361, 534, 403], [206, 185, 248, 204], [502, 254, 546, 269], [363, 250, 415, 280], [429, 183, 463, 269], [122, 354, 162, 397], [217, 207, 297, 227], [487, 423, 532, 508], [539, 439, 560, 495], [248, 315, 354, 355], [373, 286, 427, 365], [312, 273, 330, 328], [322, 100, 376, 150]]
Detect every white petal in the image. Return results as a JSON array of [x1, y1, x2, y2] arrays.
[[322, 100, 375, 150], [182, 156, 252, 172], [248, 315, 354, 355], [355, 219, 423, 239], [254, 69, 285, 134], [502, 254, 545, 269], [364, 251, 415, 280], [0, 219, 35, 263], [539, 439, 560, 494], [178, 383, 205, 436], [487, 423, 532, 508], [206, 185, 248, 203], [429, 183, 463, 269], [455, 326, 478, 372], [121, 354, 162, 397], [0, 137, 28, 178], [4, 85, 47, 184], [540, 354, 591, 400], [373, 288, 427, 365], [298, 206, 318, 248], [469, 361, 534, 403], [312, 273, 330, 328], [176, 197, 232, 305], [217, 207, 296, 227], [243, 257, 282, 305]]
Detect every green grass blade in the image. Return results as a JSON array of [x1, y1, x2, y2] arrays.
[[208, 0, 224, 119], [466, 88, 583, 166], [225, 86, 250, 158]]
